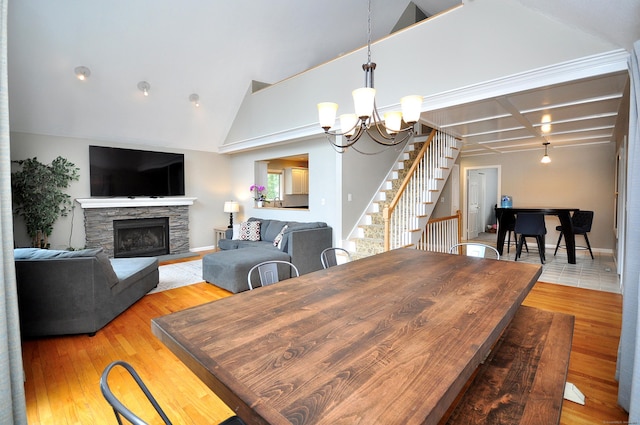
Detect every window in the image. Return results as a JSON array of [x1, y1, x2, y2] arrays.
[[267, 171, 282, 200], [254, 153, 308, 209]]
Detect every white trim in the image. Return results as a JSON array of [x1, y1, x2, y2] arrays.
[[219, 50, 629, 155], [75, 197, 197, 209], [421, 50, 629, 114]]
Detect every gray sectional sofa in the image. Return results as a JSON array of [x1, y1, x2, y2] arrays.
[[204, 217, 332, 293], [14, 247, 159, 337]]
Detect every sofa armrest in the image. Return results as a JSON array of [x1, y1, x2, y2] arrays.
[[285, 226, 333, 275]]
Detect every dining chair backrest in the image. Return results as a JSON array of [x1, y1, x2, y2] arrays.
[[571, 210, 594, 233], [448, 242, 500, 260], [100, 360, 173, 425], [247, 260, 300, 290], [100, 360, 247, 425], [320, 247, 352, 269], [514, 213, 547, 236]]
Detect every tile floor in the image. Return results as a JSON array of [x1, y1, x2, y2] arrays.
[[469, 233, 621, 294]]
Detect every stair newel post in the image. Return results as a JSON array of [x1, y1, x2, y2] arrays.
[[383, 204, 391, 252]]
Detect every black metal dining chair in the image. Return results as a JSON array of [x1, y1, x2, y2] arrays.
[[100, 360, 247, 425], [320, 247, 352, 269], [247, 260, 299, 290], [554, 210, 594, 259], [515, 213, 547, 264]]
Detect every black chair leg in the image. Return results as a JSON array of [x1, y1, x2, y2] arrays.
[[536, 236, 545, 264], [554, 232, 563, 256], [515, 236, 524, 260], [583, 233, 594, 259]]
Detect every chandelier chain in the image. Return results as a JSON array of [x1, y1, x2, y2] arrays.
[[367, 0, 372, 64]]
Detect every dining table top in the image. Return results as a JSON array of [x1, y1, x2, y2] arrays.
[[152, 248, 542, 425]]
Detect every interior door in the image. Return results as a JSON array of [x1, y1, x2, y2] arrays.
[[467, 170, 480, 239]]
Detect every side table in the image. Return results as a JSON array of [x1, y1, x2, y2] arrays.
[[213, 227, 228, 249]]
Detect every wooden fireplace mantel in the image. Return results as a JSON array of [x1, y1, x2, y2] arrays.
[[75, 197, 197, 209]]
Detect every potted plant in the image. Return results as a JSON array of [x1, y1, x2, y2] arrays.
[[11, 156, 80, 248], [250, 184, 266, 207]]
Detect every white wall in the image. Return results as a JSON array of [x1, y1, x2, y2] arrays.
[[10, 132, 232, 251], [228, 137, 340, 244]]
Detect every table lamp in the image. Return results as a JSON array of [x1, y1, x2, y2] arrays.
[[223, 201, 240, 228]]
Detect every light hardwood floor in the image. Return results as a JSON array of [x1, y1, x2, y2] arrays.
[[22, 264, 629, 424]]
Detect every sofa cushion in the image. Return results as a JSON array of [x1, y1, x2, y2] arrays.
[[110, 257, 158, 293], [96, 252, 120, 288], [273, 225, 288, 248], [14, 247, 104, 260], [263, 220, 288, 242], [232, 224, 241, 240], [239, 221, 261, 241]]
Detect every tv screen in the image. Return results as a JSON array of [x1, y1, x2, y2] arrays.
[[89, 146, 185, 197]]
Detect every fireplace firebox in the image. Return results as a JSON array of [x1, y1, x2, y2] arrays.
[[113, 217, 170, 258]]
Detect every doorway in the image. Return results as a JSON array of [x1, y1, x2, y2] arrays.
[[463, 166, 501, 240]]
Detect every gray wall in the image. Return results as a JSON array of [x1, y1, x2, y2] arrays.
[[10, 132, 232, 251]]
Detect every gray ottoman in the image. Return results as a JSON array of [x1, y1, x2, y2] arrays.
[[202, 247, 291, 293]]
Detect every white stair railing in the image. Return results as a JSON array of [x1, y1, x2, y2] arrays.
[[416, 211, 462, 253], [383, 130, 459, 250]]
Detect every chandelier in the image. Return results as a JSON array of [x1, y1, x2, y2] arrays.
[[317, 0, 423, 153]]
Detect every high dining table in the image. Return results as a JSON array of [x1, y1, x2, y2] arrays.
[[152, 248, 542, 425], [495, 207, 579, 264]]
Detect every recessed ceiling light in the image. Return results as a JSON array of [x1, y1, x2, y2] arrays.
[[189, 93, 200, 107], [74, 66, 91, 81], [137, 81, 150, 96]]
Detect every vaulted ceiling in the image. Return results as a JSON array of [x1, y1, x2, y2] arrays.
[[7, 0, 640, 154]]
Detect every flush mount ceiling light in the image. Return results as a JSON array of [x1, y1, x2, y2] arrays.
[[316, 0, 422, 154], [74, 66, 91, 81], [189, 93, 200, 107], [541, 114, 552, 133], [541, 142, 551, 164], [137, 81, 150, 96]]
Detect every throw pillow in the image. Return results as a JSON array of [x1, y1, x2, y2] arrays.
[[272, 225, 288, 248], [232, 224, 241, 240], [239, 221, 261, 241]]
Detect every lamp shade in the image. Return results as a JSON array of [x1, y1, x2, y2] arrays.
[[223, 201, 239, 213], [340, 114, 358, 136], [384, 111, 403, 134], [352, 87, 376, 119], [400, 95, 423, 124], [317, 102, 338, 129]]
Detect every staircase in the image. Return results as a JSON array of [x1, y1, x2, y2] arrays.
[[347, 129, 460, 259]]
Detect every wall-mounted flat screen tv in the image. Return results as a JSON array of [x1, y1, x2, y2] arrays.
[[89, 146, 185, 197]]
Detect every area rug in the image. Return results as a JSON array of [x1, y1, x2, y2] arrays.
[[149, 259, 204, 294]]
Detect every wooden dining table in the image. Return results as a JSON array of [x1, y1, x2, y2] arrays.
[[152, 249, 542, 425], [495, 207, 580, 264]]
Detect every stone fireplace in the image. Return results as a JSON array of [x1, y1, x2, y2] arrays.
[[77, 197, 196, 258]]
